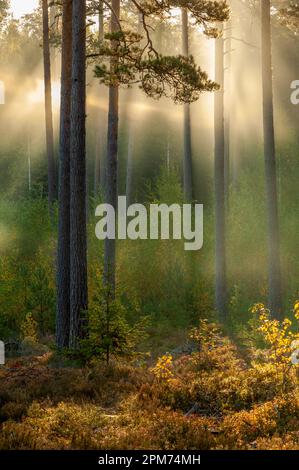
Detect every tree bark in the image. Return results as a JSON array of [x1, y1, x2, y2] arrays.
[[214, 24, 227, 321], [94, 128, 102, 195], [126, 120, 134, 207], [56, 0, 72, 349], [125, 12, 142, 207], [49, 1, 58, 80], [224, 18, 232, 200], [182, 8, 193, 202], [261, 0, 282, 318], [69, 0, 88, 348], [94, 1, 104, 196], [104, 0, 120, 296], [42, 0, 56, 207]]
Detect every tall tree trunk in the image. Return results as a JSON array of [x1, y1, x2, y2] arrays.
[[69, 0, 88, 348], [125, 12, 142, 207], [126, 120, 134, 206], [56, 0, 72, 349], [181, 8, 193, 201], [94, 1, 104, 196], [94, 128, 101, 195], [27, 133, 32, 192], [104, 0, 120, 296], [166, 134, 170, 173], [261, 0, 282, 318], [42, 0, 56, 207], [50, 1, 57, 80], [214, 24, 227, 321], [224, 18, 232, 200]]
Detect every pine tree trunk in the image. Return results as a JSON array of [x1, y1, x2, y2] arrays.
[[166, 134, 170, 173], [49, 1, 57, 80], [104, 0, 120, 295], [69, 0, 88, 348], [56, 0, 72, 349], [126, 121, 134, 207], [182, 8, 193, 201], [261, 0, 282, 318], [125, 12, 142, 207], [42, 0, 56, 207], [94, 128, 101, 195], [94, 1, 104, 196], [224, 18, 232, 200], [214, 25, 227, 321]]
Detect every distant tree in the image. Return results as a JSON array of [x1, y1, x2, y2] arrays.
[[93, 0, 229, 297], [181, 7, 193, 201], [214, 22, 227, 321], [0, 0, 9, 27], [224, 14, 232, 197], [56, 0, 72, 349], [42, 0, 57, 208], [125, 111, 135, 206], [104, 0, 120, 294], [49, 0, 59, 80], [278, 1, 299, 34], [93, 0, 105, 196], [261, 0, 282, 318], [126, 11, 142, 208], [69, 0, 88, 347]]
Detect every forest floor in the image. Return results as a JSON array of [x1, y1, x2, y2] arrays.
[[1, 321, 299, 450]]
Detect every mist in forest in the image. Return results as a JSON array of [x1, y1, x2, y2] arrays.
[[2, 0, 299, 455], [1, 2, 297, 193], [0, 0, 298, 342]]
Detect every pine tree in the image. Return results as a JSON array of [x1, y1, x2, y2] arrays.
[[56, 0, 73, 349], [214, 22, 227, 321], [69, 0, 88, 348], [0, 0, 9, 25], [93, 0, 229, 298], [181, 7, 193, 202], [42, 0, 56, 208], [261, 0, 282, 318], [104, 0, 120, 295], [94, 1, 105, 196]]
